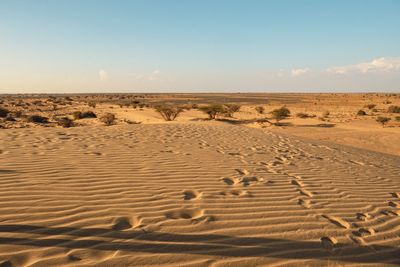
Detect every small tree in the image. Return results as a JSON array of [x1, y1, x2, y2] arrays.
[[100, 113, 116, 126], [271, 107, 290, 123], [223, 104, 241, 117], [376, 116, 390, 127], [199, 104, 226, 120], [155, 105, 183, 121], [255, 106, 265, 114]]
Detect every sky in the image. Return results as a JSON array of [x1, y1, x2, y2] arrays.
[[0, 0, 399, 93]]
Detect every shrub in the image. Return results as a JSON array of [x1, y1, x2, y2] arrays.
[[100, 113, 116, 126], [376, 116, 390, 127], [199, 104, 226, 120], [57, 117, 74, 128], [357, 110, 367, 116], [0, 107, 9, 118], [395, 116, 400, 122], [27, 115, 49, 123], [224, 104, 241, 117], [365, 104, 376, 109], [73, 111, 97, 120], [271, 107, 291, 122], [88, 101, 97, 108], [255, 106, 265, 114], [388, 105, 400, 113], [322, 111, 330, 118], [155, 105, 183, 121]]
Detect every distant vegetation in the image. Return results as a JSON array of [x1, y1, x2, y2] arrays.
[[388, 105, 400, 113]]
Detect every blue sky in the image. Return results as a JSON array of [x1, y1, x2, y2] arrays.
[[0, 0, 399, 93]]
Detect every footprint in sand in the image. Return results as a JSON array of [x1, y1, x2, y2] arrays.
[[112, 216, 142, 231], [235, 169, 250, 176], [354, 227, 376, 237], [322, 215, 351, 229], [356, 212, 372, 221], [298, 198, 311, 209], [165, 208, 214, 223], [220, 189, 251, 198], [183, 190, 202, 200], [321, 236, 338, 250], [222, 177, 239, 186], [240, 176, 261, 186]]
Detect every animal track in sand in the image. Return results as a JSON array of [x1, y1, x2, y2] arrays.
[[235, 169, 250, 175], [183, 190, 202, 200], [112, 216, 142, 231], [321, 236, 338, 250], [165, 208, 205, 220], [354, 227, 376, 237], [297, 188, 313, 197], [240, 176, 261, 186], [222, 177, 239, 186], [220, 189, 250, 198], [322, 215, 351, 229], [356, 212, 372, 221], [297, 198, 311, 208]]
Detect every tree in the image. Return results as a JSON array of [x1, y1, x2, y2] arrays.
[[271, 107, 291, 123], [199, 104, 226, 120], [155, 105, 183, 121]]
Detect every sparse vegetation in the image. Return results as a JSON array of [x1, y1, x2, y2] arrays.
[[255, 106, 265, 114], [271, 107, 291, 123], [365, 104, 376, 109], [199, 104, 226, 120], [376, 116, 390, 127], [88, 101, 97, 108], [0, 107, 10, 118], [57, 117, 74, 128], [27, 115, 49, 124], [388, 105, 400, 113], [155, 105, 183, 121], [357, 110, 367, 116], [223, 104, 241, 117], [100, 113, 116, 126], [73, 111, 97, 120]]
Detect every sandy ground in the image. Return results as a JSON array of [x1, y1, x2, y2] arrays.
[[1, 94, 400, 266]]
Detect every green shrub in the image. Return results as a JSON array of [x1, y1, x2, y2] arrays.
[[271, 107, 291, 122], [27, 115, 49, 123], [100, 113, 116, 126], [155, 105, 183, 121], [388, 105, 400, 113], [0, 107, 9, 118], [57, 117, 74, 128], [199, 104, 226, 120], [376, 116, 390, 127]]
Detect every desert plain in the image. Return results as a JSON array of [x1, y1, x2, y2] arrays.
[[0, 93, 400, 266]]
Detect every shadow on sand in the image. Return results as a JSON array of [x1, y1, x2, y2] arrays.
[[0, 224, 398, 264]]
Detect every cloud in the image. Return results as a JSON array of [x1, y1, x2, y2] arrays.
[[99, 69, 108, 81], [153, 69, 160, 75], [291, 68, 309, 77], [327, 57, 400, 74]]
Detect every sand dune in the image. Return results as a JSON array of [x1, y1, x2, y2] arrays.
[[1, 121, 399, 266]]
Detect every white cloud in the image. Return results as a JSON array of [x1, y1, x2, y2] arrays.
[[291, 68, 309, 77], [98, 69, 108, 81], [327, 57, 400, 74]]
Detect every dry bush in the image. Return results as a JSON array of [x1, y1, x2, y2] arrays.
[[100, 113, 116, 126], [357, 110, 367, 116], [224, 104, 241, 117], [388, 105, 400, 113], [376, 116, 390, 127], [155, 105, 183, 121], [271, 107, 291, 123], [0, 107, 9, 118], [57, 117, 74, 128], [255, 106, 265, 114], [199, 104, 226, 120], [88, 101, 97, 108], [27, 115, 49, 124], [73, 111, 97, 120], [365, 103, 376, 109]]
